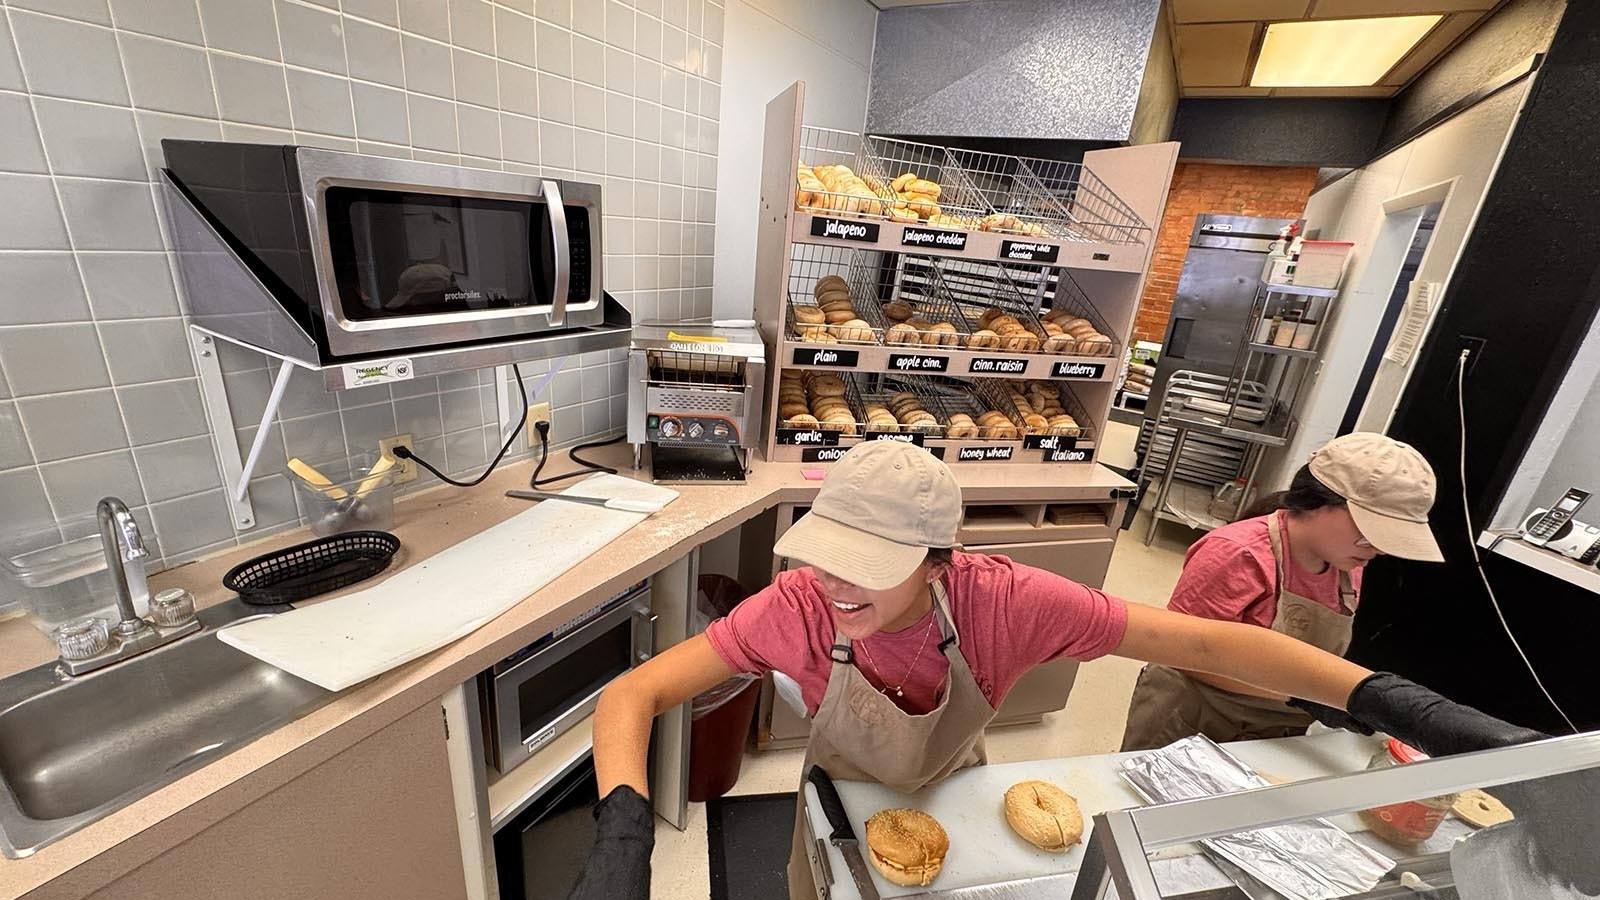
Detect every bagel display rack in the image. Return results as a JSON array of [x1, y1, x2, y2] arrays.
[[754, 81, 1178, 467]]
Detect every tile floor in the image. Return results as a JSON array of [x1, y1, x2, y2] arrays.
[[651, 422, 1206, 898]]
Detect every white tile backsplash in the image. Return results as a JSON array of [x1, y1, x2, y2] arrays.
[[0, 0, 723, 576]]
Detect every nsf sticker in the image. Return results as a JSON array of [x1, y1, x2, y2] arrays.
[[343, 358, 415, 388]]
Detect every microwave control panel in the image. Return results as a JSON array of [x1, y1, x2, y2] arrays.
[[645, 414, 740, 445], [567, 207, 591, 301]]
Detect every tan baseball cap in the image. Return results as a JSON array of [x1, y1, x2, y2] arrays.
[[1308, 432, 1443, 562], [773, 441, 962, 589]]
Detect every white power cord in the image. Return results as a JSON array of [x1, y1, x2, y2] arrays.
[[1456, 349, 1580, 733]]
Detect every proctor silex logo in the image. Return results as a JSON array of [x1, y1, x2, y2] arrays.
[[342, 358, 415, 387], [1051, 360, 1106, 379], [810, 217, 880, 242], [443, 290, 483, 301]]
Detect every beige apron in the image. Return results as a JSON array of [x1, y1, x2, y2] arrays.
[[787, 581, 997, 900], [1120, 511, 1357, 752]]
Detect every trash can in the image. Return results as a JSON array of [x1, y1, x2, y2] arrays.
[[688, 574, 760, 802]]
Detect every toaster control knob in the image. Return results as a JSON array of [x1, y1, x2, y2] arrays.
[[687, 421, 705, 438], [712, 423, 731, 438], [659, 417, 682, 438]]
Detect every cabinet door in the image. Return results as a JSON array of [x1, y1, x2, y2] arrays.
[[974, 538, 1116, 588]]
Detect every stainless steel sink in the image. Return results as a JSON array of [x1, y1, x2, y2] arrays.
[[0, 599, 336, 858]]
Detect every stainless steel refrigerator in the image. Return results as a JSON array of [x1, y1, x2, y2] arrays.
[[1138, 213, 1304, 487]]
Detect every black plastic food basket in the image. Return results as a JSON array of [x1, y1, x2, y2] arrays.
[[223, 531, 401, 606]]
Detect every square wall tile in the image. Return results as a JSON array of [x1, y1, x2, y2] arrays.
[[281, 410, 344, 464], [573, 0, 604, 40], [100, 319, 195, 384], [196, 0, 281, 61], [457, 104, 500, 160], [235, 422, 288, 478], [440, 388, 481, 433], [134, 435, 223, 504], [450, 0, 495, 55], [536, 21, 573, 76], [393, 394, 442, 438], [605, 1, 633, 49], [16, 389, 127, 461], [135, 111, 221, 181], [0, 469, 59, 549], [536, 0, 571, 29], [40, 449, 146, 514], [499, 62, 537, 116], [453, 49, 498, 109], [0, 16, 23, 92], [402, 34, 453, 98], [342, 0, 398, 26], [537, 72, 573, 125], [111, 0, 204, 42], [0, 253, 90, 326], [501, 113, 538, 164], [10, 0, 111, 25], [0, 324, 110, 395], [57, 179, 163, 251], [80, 252, 180, 319], [493, 7, 536, 67], [0, 402, 32, 470], [33, 98, 145, 181], [278, 0, 346, 74], [407, 93, 457, 152], [119, 378, 208, 444], [120, 33, 217, 117], [344, 18, 404, 87], [150, 489, 234, 558], [397, 0, 450, 41], [353, 83, 410, 145], [286, 69, 355, 137], [0, 95, 47, 174], [340, 401, 397, 456], [11, 11, 129, 105], [444, 427, 487, 475], [212, 55, 292, 129]]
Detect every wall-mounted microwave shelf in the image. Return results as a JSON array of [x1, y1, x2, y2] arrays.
[[751, 81, 1178, 470]]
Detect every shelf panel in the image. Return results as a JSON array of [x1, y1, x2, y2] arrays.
[[780, 337, 1118, 383], [789, 212, 1148, 275], [1164, 410, 1295, 447], [1479, 532, 1600, 595], [487, 711, 594, 830], [768, 435, 1098, 465], [1263, 281, 1340, 297], [1152, 479, 1232, 533], [1247, 341, 1318, 359]]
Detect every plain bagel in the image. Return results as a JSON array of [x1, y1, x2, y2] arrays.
[[864, 808, 948, 887], [1003, 780, 1083, 852]]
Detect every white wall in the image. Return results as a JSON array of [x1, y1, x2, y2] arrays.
[[1259, 82, 1533, 488], [710, 0, 876, 319]]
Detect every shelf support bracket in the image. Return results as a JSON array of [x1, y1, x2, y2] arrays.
[[192, 326, 258, 530]]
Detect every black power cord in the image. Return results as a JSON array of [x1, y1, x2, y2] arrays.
[[529, 419, 626, 488], [391, 363, 529, 488]]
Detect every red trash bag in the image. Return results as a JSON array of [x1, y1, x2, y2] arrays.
[[687, 574, 760, 802]]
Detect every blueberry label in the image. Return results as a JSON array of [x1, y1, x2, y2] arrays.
[[776, 429, 838, 445], [968, 357, 1028, 374], [1000, 240, 1061, 263], [901, 226, 968, 250], [1051, 361, 1106, 379], [802, 446, 850, 463], [810, 217, 880, 242], [957, 446, 1014, 461], [792, 348, 859, 367], [888, 353, 949, 373]]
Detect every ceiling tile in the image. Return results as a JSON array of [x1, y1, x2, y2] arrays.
[[1176, 22, 1258, 87], [1381, 12, 1482, 85], [1309, 0, 1492, 16], [1174, 0, 1310, 23]]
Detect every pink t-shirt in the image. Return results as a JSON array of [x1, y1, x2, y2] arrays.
[[705, 551, 1128, 716], [1168, 511, 1362, 629]]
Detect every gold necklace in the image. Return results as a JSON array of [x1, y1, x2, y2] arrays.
[[858, 605, 938, 698]]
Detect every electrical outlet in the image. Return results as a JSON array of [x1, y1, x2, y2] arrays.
[[379, 433, 417, 483], [525, 402, 553, 446], [1457, 335, 1487, 378]]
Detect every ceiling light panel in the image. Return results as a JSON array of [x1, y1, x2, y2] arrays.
[[1251, 15, 1441, 87]]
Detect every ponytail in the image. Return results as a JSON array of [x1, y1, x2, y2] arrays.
[[1243, 464, 1347, 519]]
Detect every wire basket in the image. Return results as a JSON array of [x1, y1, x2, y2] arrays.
[[850, 373, 951, 437], [784, 244, 889, 345], [857, 259, 975, 349], [222, 530, 401, 606], [1018, 156, 1151, 245], [796, 126, 898, 222], [997, 266, 1123, 358], [913, 376, 1023, 441], [970, 378, 1096, 441], [863, 135, 991, 227], [923, 258, 1059, 353], [945, 146, 1076, 240]]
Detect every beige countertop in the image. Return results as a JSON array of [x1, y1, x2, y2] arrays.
[[0, 447, 1132, 898]]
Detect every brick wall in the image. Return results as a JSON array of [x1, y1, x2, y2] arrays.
[[1135, 163, 1320, 344]]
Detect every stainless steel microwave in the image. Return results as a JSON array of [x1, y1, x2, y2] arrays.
[[479, 582, 653, 778], [161, 141, 603, 363]]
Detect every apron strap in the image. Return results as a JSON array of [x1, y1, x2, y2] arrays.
[[930, 580, 960, 653], [829, 643, 855, 664], [1268, 511, 1357, 614]]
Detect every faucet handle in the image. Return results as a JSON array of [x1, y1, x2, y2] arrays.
[[55, 617, 110, 660], [149, 588, 197, 627]]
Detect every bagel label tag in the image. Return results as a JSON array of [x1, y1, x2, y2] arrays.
[[1024, 434, 1079, 451], [1051, 360, 1107, 379], [900, 226, 968, 250], [802, 446, 850, 463], [1043, 446, 1091, 462], [958, 445, 1014, 461], [810, 217, 879, 243], [1000, 240, 1061, 263], [868, 431, 925, 447], [792, 348, 859, 367], [776, 428, 838, 445], [888, 353, 949, 373], [968, 356, 1028, 374]]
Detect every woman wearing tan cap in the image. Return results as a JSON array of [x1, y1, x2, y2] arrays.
[[1119, 432, 1444, 752], [567, 440, 1546, 900]]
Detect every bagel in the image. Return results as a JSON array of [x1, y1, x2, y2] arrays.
[[1003, 780, 1083, 852], [865, 808, 947, 887], [793, 305, 826, 326]]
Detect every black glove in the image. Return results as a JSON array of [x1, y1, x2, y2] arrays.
[[1342, 671, 1548, 758], [1286, 696, 1375, 736], [567, 784, 654, 900]]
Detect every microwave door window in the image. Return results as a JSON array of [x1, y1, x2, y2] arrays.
[[515, 620, 632, 745]]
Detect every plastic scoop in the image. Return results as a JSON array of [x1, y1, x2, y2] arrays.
[[504, 489, 667, 514]]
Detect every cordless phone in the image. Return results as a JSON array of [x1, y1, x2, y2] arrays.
[[1524, 488, 1591, 546]]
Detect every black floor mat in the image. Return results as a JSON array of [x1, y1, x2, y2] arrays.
[[706, 791, 797, 900]]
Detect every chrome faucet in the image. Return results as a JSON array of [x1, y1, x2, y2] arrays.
[[56, 498, 200, 675], [98, 496, 150, 638]]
